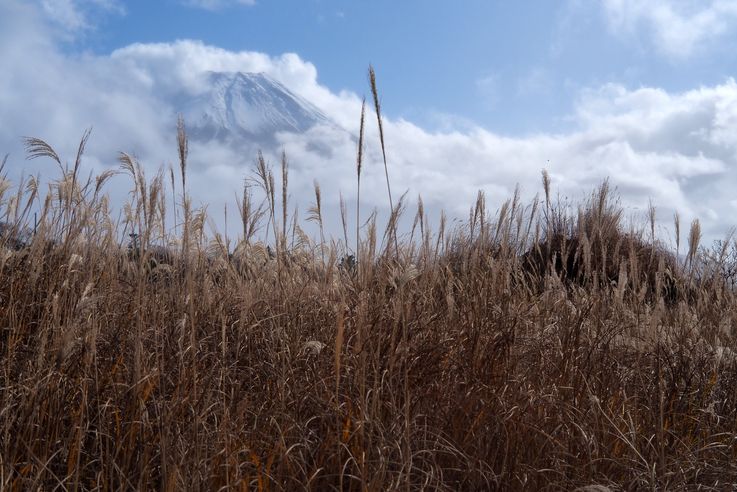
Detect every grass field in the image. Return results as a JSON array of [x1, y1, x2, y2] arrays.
[[1, 98, 737, 490]]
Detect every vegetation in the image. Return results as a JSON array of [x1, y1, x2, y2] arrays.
[[1, 80, 736, 491]]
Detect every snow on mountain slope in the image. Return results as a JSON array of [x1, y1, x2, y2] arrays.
[[180, 71, 336, 144]]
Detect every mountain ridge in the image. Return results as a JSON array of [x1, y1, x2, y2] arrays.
[[179, 71, 336, 145]]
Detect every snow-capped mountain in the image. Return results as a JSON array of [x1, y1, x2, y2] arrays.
[[180, 71, 335, 144]]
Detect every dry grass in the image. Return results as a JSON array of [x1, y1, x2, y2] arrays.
[[2, 97, 737, 490]]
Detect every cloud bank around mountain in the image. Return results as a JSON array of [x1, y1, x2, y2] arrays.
[[3, 0, 737, 245]]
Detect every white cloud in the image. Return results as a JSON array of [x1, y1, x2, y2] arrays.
[[601, 0, 737, 58], [3, 0, 737, 246], [475, 74, 501, 110], [180, 0, 256, 10], [40, 0, 124, 33], [517, 68, 552, 97]]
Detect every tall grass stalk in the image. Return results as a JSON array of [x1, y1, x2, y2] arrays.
[[369, 66, 399, 259], [356, 97, 366, 269]]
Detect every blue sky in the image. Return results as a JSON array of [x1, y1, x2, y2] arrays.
[[70, 0, 737, 134], [87, 0, 568, 133], [3, 0, 737, 243]]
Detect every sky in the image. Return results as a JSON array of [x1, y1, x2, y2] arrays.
[[2, 0, 737, 246]]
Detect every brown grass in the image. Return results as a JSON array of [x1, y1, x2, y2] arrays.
[[1, 99, 737, 491]]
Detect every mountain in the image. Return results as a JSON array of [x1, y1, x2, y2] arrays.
[[179, 71, 336, 145]]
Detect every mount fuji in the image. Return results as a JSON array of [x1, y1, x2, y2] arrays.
[[179, 71, 338, 146]]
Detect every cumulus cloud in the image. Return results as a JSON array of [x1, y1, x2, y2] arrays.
[[601, 0, 737, 58], [180, 0, 256, 10], [3, 0, 737, 246]]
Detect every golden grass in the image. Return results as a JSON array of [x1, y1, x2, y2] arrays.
[[1, 87, 737, 490]]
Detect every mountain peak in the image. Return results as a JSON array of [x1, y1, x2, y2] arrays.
[[181, 71, 333, 144]]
